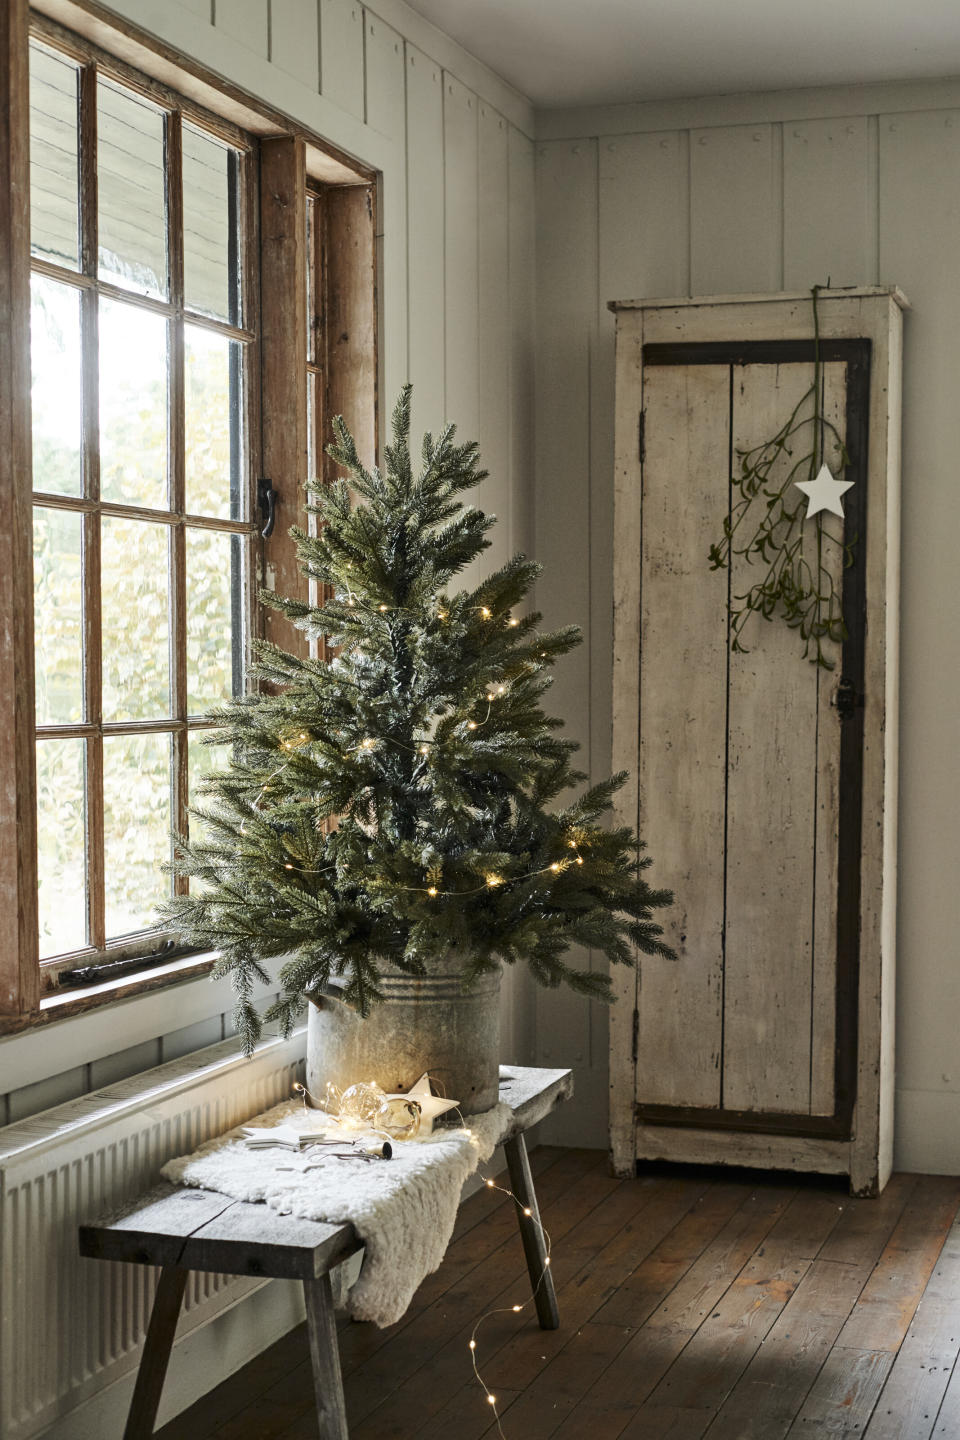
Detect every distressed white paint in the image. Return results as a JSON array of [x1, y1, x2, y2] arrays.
[[534, 82, 955, 1173], [609, 292, 901, 1191]]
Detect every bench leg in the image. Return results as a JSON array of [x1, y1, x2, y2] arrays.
[[122, 1265, 187, 1440], [504, 1131, 560, 1330], [304, 1273, 349, 1438]]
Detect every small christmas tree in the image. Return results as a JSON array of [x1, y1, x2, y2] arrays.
[[162, 387, 674, 1052]]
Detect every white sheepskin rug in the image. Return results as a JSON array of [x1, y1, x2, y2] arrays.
[[161, 1098, 513, 1327]]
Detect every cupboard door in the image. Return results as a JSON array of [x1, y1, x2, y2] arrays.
[[635, 345, 867, 1137]]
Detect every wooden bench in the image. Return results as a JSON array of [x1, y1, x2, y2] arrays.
[[79, 1065, 573, 1439]]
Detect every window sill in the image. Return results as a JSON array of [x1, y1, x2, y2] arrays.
[[0, 955, 277, 1095]]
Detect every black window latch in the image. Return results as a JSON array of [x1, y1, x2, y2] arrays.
[[257, 477, 279, 538]]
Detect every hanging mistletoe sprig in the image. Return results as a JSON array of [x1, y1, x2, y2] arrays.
[[707, 286, 856, 669]]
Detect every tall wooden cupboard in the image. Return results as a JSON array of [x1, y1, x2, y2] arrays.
[[609, 290, 906, 1196]]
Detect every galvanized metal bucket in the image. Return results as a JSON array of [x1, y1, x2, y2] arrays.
[[306, 955, 501, 1116]]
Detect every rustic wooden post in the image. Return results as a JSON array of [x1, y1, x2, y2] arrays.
[[0, 0, 40, 1021], [303, 1272, 350, 1439], [122, 1266, 187, 1440], [504, 1131, 560, 1329]]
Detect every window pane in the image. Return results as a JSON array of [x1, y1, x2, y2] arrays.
[[97, 77, 167, 299], [186, 528, 242, 714], [183, 123, 239, 322], [99, 298, 168, 508], [185, 326, 244, 519], [37, 738, 87, 957], [101, 516, 170, 720], [34, 507, 84, 724], [188, 729, 229, 800], [103, 732, 172, 936], [31, 274, 83, 496], [29, 43, 80, 270]]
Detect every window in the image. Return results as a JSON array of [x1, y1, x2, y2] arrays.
[[27, 30, 258, 985], [0, 5, 376, 1027]]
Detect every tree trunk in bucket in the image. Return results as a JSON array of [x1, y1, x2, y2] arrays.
[[306, 956, 502, 1115]]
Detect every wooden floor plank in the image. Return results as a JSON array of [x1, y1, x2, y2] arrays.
[[835, 1178, 960, 1354], [343, 1158, 633, 1432], [554, 1182, 797, 1439], [591, 1182, 754, 1331], [862, 1211, 960, 1439], [784, 1346, 896, 1438], [703, 1260, 877, 1439], [347, 1166, 676, 1436], [932, 1354, 960, 1438], [156, 1166, 960, 1440]]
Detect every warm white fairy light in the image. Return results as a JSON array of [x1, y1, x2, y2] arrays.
[[468, 1173, 554, 1438]]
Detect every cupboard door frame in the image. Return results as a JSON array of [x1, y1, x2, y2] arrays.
[[609, 290, 905, 1196]]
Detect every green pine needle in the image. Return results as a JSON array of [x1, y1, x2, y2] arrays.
[[160, 384, 675, 1053]]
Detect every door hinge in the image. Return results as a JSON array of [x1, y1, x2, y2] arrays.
[[631, 1006, 639, 1065], [638, 411, 646, 464]]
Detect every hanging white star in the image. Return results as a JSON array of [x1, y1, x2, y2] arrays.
[[387, 1072, 460, 1135], [794, 463, 854, 520]]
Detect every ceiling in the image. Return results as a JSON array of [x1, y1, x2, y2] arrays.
[[402, 0, 960, 110]]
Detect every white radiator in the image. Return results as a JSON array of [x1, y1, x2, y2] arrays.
[[0, 1029, 306, 1440]]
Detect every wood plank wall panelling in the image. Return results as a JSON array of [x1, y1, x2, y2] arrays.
[[404, 45, 445, 443], [3, 0, 536, 1116], [443, 76, 480, 446], [534, 140, 597, 1104], [535, 93, 960, 1163]]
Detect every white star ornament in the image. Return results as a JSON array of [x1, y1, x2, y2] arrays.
[[794, 463, 854, 520], [387, 1072, 460, 1135]]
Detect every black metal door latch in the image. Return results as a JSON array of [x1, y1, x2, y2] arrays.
[[833, 676, 864, 718]]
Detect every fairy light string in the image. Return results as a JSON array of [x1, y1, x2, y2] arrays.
[[228, 665, 591, 885], [469, 1175, 554, 1436], [290, 1078, 555, 1436]]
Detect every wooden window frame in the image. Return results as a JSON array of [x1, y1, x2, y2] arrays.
[[30, 17, 262, 993], [0, 1, 378, 1034]]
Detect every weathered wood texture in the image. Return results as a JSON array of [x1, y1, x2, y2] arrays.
[[304, 1271, 350, 1440], [0, 0, 40, 1019], [157, 1162, 960, 1440], [503, 1131, 560, 1330], [123, 1266, 188, 1440], [260, 136, 310, 661], [611, 292, 903, 1193], [322, 184, 377, 475], [82, 1067, 572, 1437], [723, 361, 844, 1116], [634, 362, 728, 1111]]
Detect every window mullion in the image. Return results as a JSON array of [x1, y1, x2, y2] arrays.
[[167, 109, 189, 886], [78, 57, 105, 951]]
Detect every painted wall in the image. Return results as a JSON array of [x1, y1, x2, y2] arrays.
[[532, 79, 960, 1170], [0, 0, 537, 1122]]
